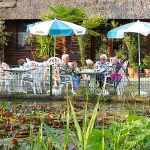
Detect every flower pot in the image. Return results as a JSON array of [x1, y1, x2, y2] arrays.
[[128, 67, 134, 77], [144, 68, 150, 77]]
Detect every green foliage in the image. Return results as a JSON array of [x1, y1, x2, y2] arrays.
[[86, 129, 104, 150], [64, 93, 70, 150], [77, 16, 108, 66], [0, 20, 8, 46], [82, 16, 108, 29], [124, 35, 138, 69], [0, 20, 8, 62], [30, 124, 34, 150], [142, 56, 150, 68], [29, 123, 63, 150], [105, 115, 150, 150], [115, 45, 128, 61], [0, 101, 7, 109], [75, 86, 101, 100], [111, 20, 119, 29], [42, 4, 86, 23], [78, 16, 108, 66], [43, 124, 63, 150], [80, 16, 109, 62], [82, 16, 108, 36], [77, 35, 89, 66], [35, 35, 54, 58], [42, 4, 87, 56], [25, 34, 54, 58], [70, 99, 99, 150]]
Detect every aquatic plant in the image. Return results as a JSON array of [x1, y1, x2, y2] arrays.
[[105, 115, 150, 149], [70, 97, 100, 150]]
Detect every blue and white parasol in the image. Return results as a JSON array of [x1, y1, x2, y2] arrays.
[[107, 20, 150, 96], [27, 19, 87, 57], [27, 19, 87, 36]]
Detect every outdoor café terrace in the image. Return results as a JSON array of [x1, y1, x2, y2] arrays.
[[0, 57, 149, 99]]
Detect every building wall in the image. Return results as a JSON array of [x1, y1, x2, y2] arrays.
[[4, 20, 91, 65], [4, 20, 17, 65], [146, 35, 150, 55], [4, 20, 38, 65]]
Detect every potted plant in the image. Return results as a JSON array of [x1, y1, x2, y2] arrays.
[[142, 56, 150, 77], [132, 63, 139, 77], [123, 35, 138, 77]]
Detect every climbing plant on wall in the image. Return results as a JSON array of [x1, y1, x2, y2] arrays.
[[0, 20, 8, 62]]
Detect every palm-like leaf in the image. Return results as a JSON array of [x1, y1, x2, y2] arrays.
[[42, 4, 86, 23]]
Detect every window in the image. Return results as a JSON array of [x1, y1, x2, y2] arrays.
[[17, 22, 30, 49], [18, 32, 28, 46]]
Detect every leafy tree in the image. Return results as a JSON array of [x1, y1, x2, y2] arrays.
[[78, 16, 109, 65], [42, 4, 86, 23], [0, 20, 8, 62], [77, 35, 89, 66], [124, 35, 138, 70], [82, 16, 108, 31]]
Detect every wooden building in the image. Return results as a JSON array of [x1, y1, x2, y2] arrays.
[[0, 0, 150, 65]]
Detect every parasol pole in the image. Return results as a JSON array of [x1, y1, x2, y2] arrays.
[[54, 36, 56, 57], [138, 33, 141, 96]]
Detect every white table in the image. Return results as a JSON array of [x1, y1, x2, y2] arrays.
[[79, 69, 106, 88], [4, 67, 35, 92]]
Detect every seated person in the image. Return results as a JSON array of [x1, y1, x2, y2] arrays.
[[69, 61, 80, 76], [59, 54, 80, 90], [94, 54, 109, 88], [86, 59, 94, 68], [72, 61, 80, 73], [108, 57, 122, 87]]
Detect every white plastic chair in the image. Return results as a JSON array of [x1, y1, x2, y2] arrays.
[[59, 74, 74, 94], [2, 62, 14, 93], [46, 57, 62, 89], [47, 57, 62, 65], [23, 61, 50, 94], [26, 58, 31, 63], [22, 61, 46, 94], [102, 67, 129, 96], [122, 60, 128, 70]]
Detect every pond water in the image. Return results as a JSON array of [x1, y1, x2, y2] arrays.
[[0, 100, 150, 148], [6, 99, 149, 113]]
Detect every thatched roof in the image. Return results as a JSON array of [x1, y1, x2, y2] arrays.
[[0, 2, 16, 8], [0, 0, 150, 20]]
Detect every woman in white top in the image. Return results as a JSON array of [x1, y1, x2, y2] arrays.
[[95, 54, 109, 70], [95, 54, 109, 88]]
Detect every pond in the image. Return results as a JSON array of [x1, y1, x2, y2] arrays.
[[0, 99, 150, 149]]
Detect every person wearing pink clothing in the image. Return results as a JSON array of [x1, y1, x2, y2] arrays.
[[109, 57, 122, 87]]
